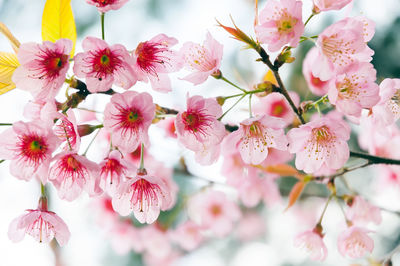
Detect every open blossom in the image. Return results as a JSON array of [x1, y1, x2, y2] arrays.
[[188, 190, 241, 237], [337, 226, 374, 258], [328, 62, 380, 117], [223, 115, 288, 165], [313, 17, 375, 80], [85, 0, 129, 12], [49, 152, 101, 201], [74, 37, 136, 92], [112, 170, 172, 224], [255, 0, 304, 52], [175, 95, 225, 165], [371, 78, 400, 126], [131, 34, 182, 92], [294, 230, 328, 261], [313, 0, 352, 12], [303, 47, 331, 96], [53, 109, 81, 151], [12, 39, 71, 99], [104, 91, 155, 153], [180, 32, 223, 85], [287, 115, 350, 174], [346, 196, 382, 226], [171, 220, 204, 251], [0, 121, 59, 183], [99, 150, 131, 196]]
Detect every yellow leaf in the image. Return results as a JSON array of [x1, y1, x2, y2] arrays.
[[263, 70, 278, 86], [0, 52, 19, 95], [42, 0, 77, 57], [285, 181, 306, 211], [0, 22, 20, 53]]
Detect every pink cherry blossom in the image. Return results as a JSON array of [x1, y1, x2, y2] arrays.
[[12, 39, 71, 100], [48, 152, 101, 201], [112, 170, 172, 224], [294, 230, 328, 261], [287, 115, 350, 174], [53, 109, 81, 151], [236, 212, 265, 242], [223, 115, 288, 165], [108, 220, 143, 255], [0, 121, 59, 183], [253, 91, 299, 126], [99, 150, 131, 196], [85, 0, 129, 13], [313, 0, 353, 12], [131, 34, 182, 92], [346, 196, 382, 226], [103, 91, 155, 153], [328, 62, 380, 117], [180, 32, 223, 85], [371, 78, 400, 126], [337, 226, 374, 258], [73, 37, 137, 92], [140, 224, 172, 258], [143, 250, 181, 266], [303, 47, 331, 95], [158, 117, 177, 138], [255, 0, 304, 52], [188, 190, 241, 237], [175, 95, 226, 165], [171, 220, 204, 251], [313, 17, 375, 80]]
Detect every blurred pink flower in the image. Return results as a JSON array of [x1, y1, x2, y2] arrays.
[[140, 224, 172, 258], [371, 78, 400, 126], [158, 117, 177, 138], [108, 220, 143, 254], [303, 47, 331, 95], [103, 91, 155, 153], [346, 196, 382, 226], [294, 230, 327, 261], [0, 121, 59, 183], [99, 150, 131, 196], [180, 32, 223, 85], [313, 0, 352, 12], [236, 212, 265, 242], [287, 115, 350, 174], [132, 34, 182, 92], [171, 220, 204, 251], [74, 37, 136, 92], [337, 226, 374, 258], [86, 0, 129, 12], [255, 0, 304, 52], [12, 39, 71, 99]]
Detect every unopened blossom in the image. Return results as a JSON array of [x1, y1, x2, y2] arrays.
[[180, 32, 223, 85], [294, 230, 328, 261], [328, 62, 380, 117], [112, 170, 172, 224], [223, 115, 288, 165], [346, 196, 382, 226], [131, 34, 182, 92], [86, 0, 129, 13], [371, 78, 400, 126], [104, 91, 155, 153], [0, 121, 59, 183], [287, 115, 350, 174], [99, 150, 131, 196], [74, 37, 137, 92], [53, 109, 81, 151], [337, 226, 374, 258], [12, 39, 71, 99], [49, 152, 101, 201], [313, 17, 375, 80], [313, 0, 352, 12], [175, 95, 225, 165], [255, 0, 304, 52], [303, 47, 331, 96], [253, 91, 299, 126], [8, 198, 70, 246], [171, 220, 204, 251], [188, 190, 241, 237]]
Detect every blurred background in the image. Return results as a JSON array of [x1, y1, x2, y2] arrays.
[[0, 0, 400, 265]]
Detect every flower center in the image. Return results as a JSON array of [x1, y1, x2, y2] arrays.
[[130, 178, 162, 212], [91, 48, 122, 80], [93, 0, 116, 6], [210, 204, 222, 216], [182, 110, 213, 136], [135, 41, 168, 76], [276, 11, 297, 34], [270, 101, 287, 116], [40, 51, 68, 80], [18, 134, 48, 164], [312, 126, 333, 143]]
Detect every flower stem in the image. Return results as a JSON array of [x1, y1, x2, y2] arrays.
[[317, 194, 333, 225], [40, 183, 46, 197], [304, 13, 315, 27], [139, 143, 145, 170], [220, 76, 247, 93], [0, 123, 12, 126], [218, 94, 246, 121], [83, 128, 101, 156], [100, 12, 105, 40]]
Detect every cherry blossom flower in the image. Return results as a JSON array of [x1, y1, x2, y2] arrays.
[[346, 196, 382, 226], [303, 47, 331, 96], [12, 39, 71, 100], [255, 0, 304, 52], [104, 91, 155, 153], [158, 117, 177, 138], [171, 220, 204, 251], [112, 170, 172, 224], [143, 250, 181, 266], [328, 62, 380, 117], [108, 220, 143, 255], [0, 121, 59, 183], [287, 115, 350, 174], [175, 95, 225, 165], [49, 152, 101, 201], [180, 32, 223, 85], [294, 230, 328, 261], [53, 109, 81, 151], [236, 212, 265, 242], [73, 37, 136, 92], [313, 17, 375, 80], [337, 226, 374, 258], [140, 224, 172, 259], [8, 198, 70, 246], [85, 0, 129, 12], [131, 34, 182, 92], [371, 78, 400, 126], [313, 0, 353, 12], [99, 150, 131, 196], [223, 115, 288, 165], [188, 190, 241, 237]]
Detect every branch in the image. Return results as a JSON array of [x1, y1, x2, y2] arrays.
[[350, 151, 400, 165]]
